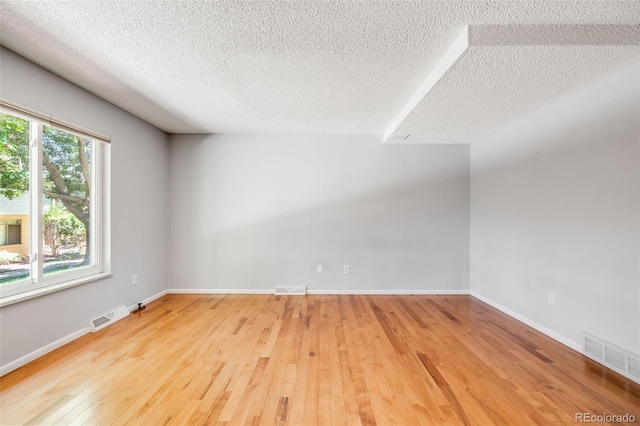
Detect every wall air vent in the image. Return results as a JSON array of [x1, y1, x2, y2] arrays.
[[582, 332, 640, 384], [628, 358, 640, 380], [274, 286, 306, 296], [89, 305, 129, 332]]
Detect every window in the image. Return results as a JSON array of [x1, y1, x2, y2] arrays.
[[0, 220, 22, 245], [0, 100, 111, 304]]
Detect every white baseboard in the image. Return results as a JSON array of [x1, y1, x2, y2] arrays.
[[470, 291, 581, 352], [127, 289, 168, 311], [168, 288, 470, 296], [167, 288, 273, 294], [307, 289, 470, 295], [0, 327, 89, 377]]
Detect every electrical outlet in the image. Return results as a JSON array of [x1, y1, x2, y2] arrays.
[[131, 274, 138, 286], [343, 265, 350, 274], [547, 292, 555, 306], [316, 265, 323, 274]]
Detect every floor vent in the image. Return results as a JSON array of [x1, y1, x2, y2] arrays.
[[274, 286, 306, 296], [89, 305, 129, 332], [582, 332, 640, 384]]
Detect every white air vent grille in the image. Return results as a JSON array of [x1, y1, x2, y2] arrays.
[[89, 305, 129, 332], [274, 286, 306, 296], [604, 346, 626, 371], [92, 316, 111, 328], [583, 335, 604, 360], [582, 332, 640, 384], [628, 358, 640, 379]]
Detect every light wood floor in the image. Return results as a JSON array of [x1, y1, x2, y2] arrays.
[[1, 295, 639, 425]]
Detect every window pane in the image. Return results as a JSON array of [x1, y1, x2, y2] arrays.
[[8, 223, 22, 244], [0, 113, 31, 285], [42, 126, 92, 278]]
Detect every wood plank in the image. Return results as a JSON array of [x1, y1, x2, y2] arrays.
[[1, 294, 639, 425]]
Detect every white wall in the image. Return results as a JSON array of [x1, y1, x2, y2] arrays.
[[0, 48, 169, 367], [169, 134, 469, 293], [470, 64, 640, 353]]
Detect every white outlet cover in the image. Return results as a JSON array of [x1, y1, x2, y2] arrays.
[[316, 265, 323, 274]]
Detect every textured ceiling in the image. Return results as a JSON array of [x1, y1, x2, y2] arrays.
[[0, 1, 639, 143], [393, 25, 640, 143]]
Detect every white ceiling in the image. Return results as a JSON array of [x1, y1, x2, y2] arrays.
[[0, 1, 639, 143]]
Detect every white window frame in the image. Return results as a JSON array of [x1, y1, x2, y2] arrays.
[[0, 100, 111, 307]]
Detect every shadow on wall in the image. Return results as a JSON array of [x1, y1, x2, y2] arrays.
[[469, 86, 639, 350], [177, 172, 469, 292]]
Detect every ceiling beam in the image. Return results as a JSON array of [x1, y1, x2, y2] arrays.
[[383, 26, 469, 143]]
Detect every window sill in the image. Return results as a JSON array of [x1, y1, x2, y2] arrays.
[[0, 272, 113, 308]]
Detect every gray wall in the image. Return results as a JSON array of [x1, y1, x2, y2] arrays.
[[168, 134, 470, 292], [470, 64, 640, 353], [0, 48, 169, 366], [4, 43, 636, 372]]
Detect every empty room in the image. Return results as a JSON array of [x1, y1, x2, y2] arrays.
[[1, 1, 639, 425]]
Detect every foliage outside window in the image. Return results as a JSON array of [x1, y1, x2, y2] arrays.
[[0, 106, 109, 301]]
